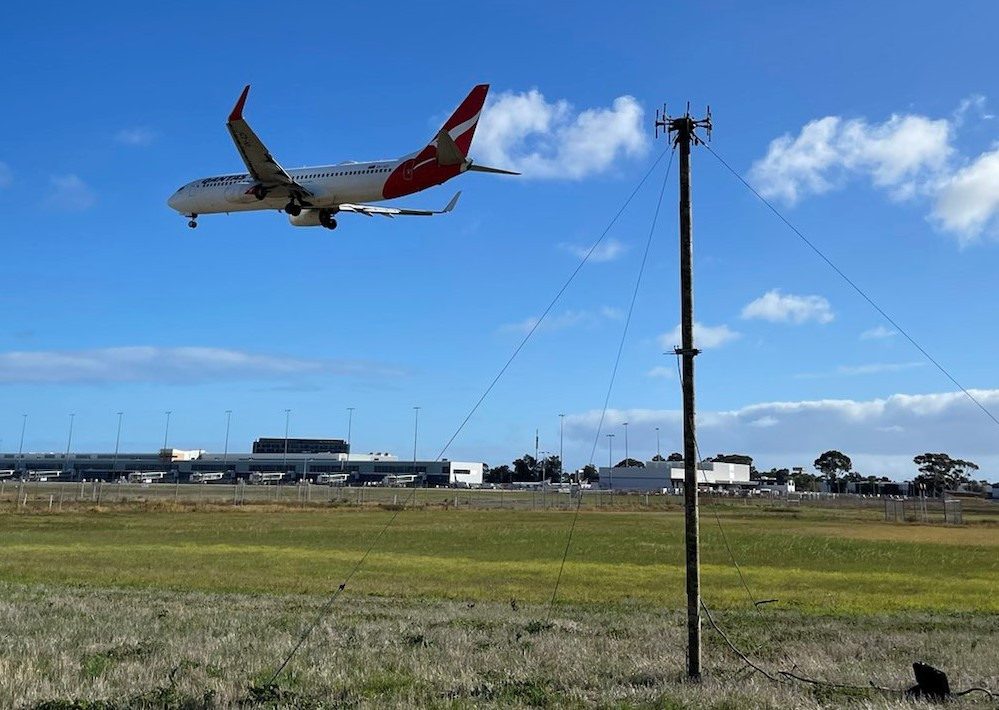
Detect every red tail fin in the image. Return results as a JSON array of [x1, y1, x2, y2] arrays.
[[437, 84, 489, 156]]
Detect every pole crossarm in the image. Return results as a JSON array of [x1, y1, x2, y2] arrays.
[[655, 105, 712, 146]]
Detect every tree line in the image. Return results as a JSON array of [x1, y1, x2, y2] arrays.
[[484, 449, 992, 495], [759, 450, 988, 496]]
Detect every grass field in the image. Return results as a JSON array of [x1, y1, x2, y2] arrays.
[[1, 500, 997, 707]]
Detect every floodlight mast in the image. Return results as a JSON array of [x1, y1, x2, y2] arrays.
[[655, 103, 711, 682]]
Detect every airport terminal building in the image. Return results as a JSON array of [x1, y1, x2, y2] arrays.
[[1, 440, 483, 487]]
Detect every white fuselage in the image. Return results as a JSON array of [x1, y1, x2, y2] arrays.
[[168, 159, 400, 216]]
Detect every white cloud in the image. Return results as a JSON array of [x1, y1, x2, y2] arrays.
[[659, 322, 739, 350], [741, 289, 834, 324], [860, 325, 897, 340], [500, 307, 622, 335], [115, 127, 157, 147], [558, 237, 627, 263], [475, 90, 648, 179], [795, 362, 924, 379], [0, 346, 404, 384], [953, 94, 993, 127], [931, 148, 999, 244], [748, 97, 999, 245], [43, 174, 96, 211], [646, 366, 674, 379], [836, 362, 923, 376], [750, 113, 951, 204], [0, 161, 11, 188], [563, 389, 999, 477]]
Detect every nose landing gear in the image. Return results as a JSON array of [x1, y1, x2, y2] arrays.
[[187, 214, 198, 229]]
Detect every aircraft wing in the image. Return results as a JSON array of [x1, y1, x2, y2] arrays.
[[226, 85, 312, 198], [338, 192, 461, 218]]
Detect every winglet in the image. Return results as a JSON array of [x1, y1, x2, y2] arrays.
[[444, 191, 461, 213], [229, 85, 250, 123]]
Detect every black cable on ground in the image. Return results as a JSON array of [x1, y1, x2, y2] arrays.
[[435, 148, 672, 462], [703, 143, 999, 431], [703, 599, 996, 699], [700, 600, 902, 694], [550, 148, 676, 609]]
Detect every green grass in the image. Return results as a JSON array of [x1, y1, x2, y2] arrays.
[[0, 505, 996, 614], [1, 503, 997, 707]]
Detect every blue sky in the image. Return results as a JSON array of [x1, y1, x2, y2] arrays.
[[2, 1, 998, 478]]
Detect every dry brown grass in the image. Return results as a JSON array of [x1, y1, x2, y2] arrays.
[[2, 582, 996, 708]]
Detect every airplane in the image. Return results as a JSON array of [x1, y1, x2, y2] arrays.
[[167, 84, 517, 230]]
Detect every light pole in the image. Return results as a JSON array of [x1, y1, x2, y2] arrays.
[[606, 433, 615, 490], [534, 428, 540, 481], [112, 412, 123, 477], [283, 409, 291, 476], [223, 410, 232, 478], [656, 426, 661, 458], [623, 421, 629, 465], [342, 406, 354, 473], [412, 407, 421, 482], [559, 413, 565, 482], [64, 413, 75, 472], [163, 410, 172, 451], [17, 414, 27, 473]]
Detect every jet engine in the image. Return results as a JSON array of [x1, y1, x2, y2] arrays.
[[288, 208, 338, 229]]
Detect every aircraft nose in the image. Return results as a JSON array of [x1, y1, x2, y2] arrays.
[[167, 192, 180, 211]]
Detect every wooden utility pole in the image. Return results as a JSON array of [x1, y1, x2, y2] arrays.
[[655, 104, 711, 681]]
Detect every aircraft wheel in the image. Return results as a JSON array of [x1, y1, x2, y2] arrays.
[[285, 202, 302, 217], [188, 220, 198, 229], [319, 210, 337, 230]]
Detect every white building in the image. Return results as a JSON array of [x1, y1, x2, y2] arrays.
[[597, 459, 752, 492], [5, 449, 484, 487]]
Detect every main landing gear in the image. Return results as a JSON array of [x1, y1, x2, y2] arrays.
[[187, 214, 198, 229], [318, 209, 337, 230], [284, 201, 302, 217]]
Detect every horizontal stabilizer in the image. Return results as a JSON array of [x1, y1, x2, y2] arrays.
[[467, 163, 520, 176], [339, 191, 461, 217]]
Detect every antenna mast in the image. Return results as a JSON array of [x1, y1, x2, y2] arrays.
[[655, 102, 712, 682]]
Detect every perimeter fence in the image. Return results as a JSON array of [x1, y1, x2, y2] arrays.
[[0, 479, 986, 521]]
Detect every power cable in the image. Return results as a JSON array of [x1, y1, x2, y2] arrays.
[[587, 148, 676, 466], [265, 485, 417, 686], [550, 148, 676, 608], [434, 148, 672, 462], [673, 355, 765, 622], [703, 144, 999, 431], [703, 599, 995, 699], [266, 149, 672, 684], [672, 358, 993, 698]]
